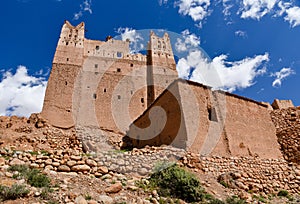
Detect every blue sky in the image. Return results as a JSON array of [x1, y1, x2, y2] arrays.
[[0, 0, 299, 116]]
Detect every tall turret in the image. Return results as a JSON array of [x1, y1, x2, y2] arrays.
[[146, 31, 177, 106]]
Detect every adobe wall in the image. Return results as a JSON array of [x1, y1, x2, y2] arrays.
[[42, 64, 81, 128], [272, 99, 294, 110], [127, 80, 282, 159]]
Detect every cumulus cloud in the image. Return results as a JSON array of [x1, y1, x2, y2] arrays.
[[177, 50, 269, 92], [0, 66, 47, 117], [271, 67, 295, 87], [175, 0, 211, 25], [175, 29, 200, 52], [73, 0, 92, 20], [239, 0, 277, 20], [284, 6, 300, 27], [117, 27, 144, 53]]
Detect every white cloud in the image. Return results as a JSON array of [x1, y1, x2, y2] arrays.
[[175, 0, 211, 25], [159, 0, 168, 6], [0, 66, 47, 117], [271, 67, 295, 87], [222, 0, 234, 16], [73, 0, 92, 20], [117, 27, 144, 53], [235, 30, 247, 38], [284, 6, 300, 27], [175, 29, 200, 52], [177, 50, 269, 92], [239, 0, 277, 20]]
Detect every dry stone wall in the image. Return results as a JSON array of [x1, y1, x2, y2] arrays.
[[271, 107, 300, 163], [181, 153, 300, 194]]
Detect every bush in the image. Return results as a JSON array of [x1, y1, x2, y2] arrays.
[[8, 165, 51, 188], [277, 190, 289, 197], [225, 196, 246, 204], [148, 163, 205, 202], [0, 184, 29, 201]]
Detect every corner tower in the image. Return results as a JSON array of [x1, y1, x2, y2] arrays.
[[42, 21, 85, 128]]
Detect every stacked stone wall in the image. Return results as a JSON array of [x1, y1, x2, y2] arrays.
[[271, 107, 300, 163]]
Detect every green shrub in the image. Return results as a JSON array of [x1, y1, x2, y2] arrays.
[[148, 163, 205, 202], [27, 169, 50, 188], [8, 165, 50, 188], [0, 184, 29, 201], [225, 196, 246, 204], [277, 190, 289, 197]]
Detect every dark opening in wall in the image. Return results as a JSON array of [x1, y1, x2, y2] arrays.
[[117, 52, 122, 58], [130, 64, 133, 67], [95, 64, 98, 68], [141, 98, 144, 103], [117, 68, 121, 72], [104, 88, 106, 93], [208, 107, 218, 122], [66, 58, 69, 61], [118, 95, 121, 99], [66, 42, 69, 46], [96, 45, 99, 50], [65, 81, 68, 85], [95, 72, 99, 75], [131, 90, 133, 95], [93, 94, 97, 99]]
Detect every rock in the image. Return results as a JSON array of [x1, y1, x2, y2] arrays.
[[71, 165, 91, 172], [58, 165, 71, 172], [88, 200, 98, 204], [10, 158, 25, 165], [86, 159, 97, 167], [105, 183, 122, 193], [5, 172, 13, 178], [138, 168, 148, 176], [67, 160, 77, 167], [71, 155, 82, 161], [0, 157, 6, 166], [98, 195, 113, 204], [75, 195, 88, 204], [98, 166, 109, 174]]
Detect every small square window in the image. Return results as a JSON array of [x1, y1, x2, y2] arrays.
[[96, 45, 100, 50], [117, 68, 121, 72], [95, 64, 98, 68], [130, 64, 133, 67], [118, 95, 121, 99], [141, 98, 144, 103], [104, 88, 106, 93], [208, 107, 218, 122], [117, 52, 122, 58]]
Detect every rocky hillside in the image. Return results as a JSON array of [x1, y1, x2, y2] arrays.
[[0, 113, 300, 203]]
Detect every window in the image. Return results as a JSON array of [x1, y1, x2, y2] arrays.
[[93, 94, 97, 99], [65, 81, 68, 85], [117, 68, 121, 72], [141, 98, 144, 103], [104, 88, 106, 93], [95, 64, 98, 68], [118, 95, 121, 99], [117, 52, 122, 58], [130, 63, 133, 67], [96, 45, 100, 50], [66, 58, 69, 61], [66, 42, 69, 46], [208, 107, 218, 122]]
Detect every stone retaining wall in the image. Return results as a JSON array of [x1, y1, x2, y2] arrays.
[[271, 107, 300, 163]]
